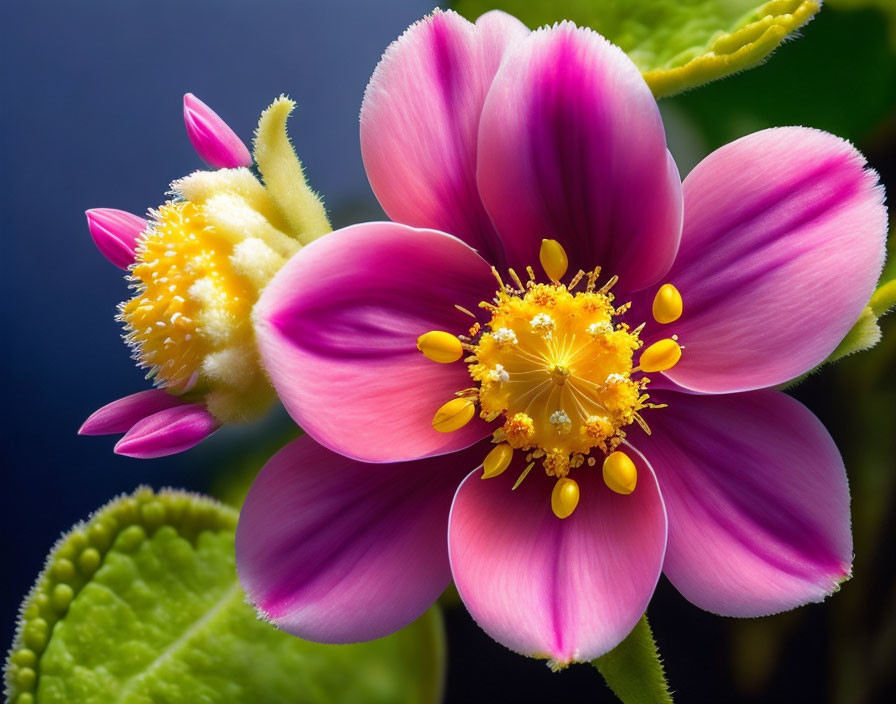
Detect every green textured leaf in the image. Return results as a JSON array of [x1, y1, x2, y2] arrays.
[[593, 615, 672, 704], [4, 488, 445, 704], [452, 0, 820, 96]]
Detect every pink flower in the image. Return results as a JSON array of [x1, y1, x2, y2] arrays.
[[236, 11, 887, 664]]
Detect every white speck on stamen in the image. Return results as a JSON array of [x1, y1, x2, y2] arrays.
[[605, 373, 627, 385], [487, 364, 510, 383], [550, 410, 571, 434], [491, 327, 518, 345], [530, 313, 555, 337], [587, 321, 613, 336]]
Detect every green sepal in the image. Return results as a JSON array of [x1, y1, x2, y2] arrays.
[[253, 96, 331, 244], [451, 0, 820, 97], [592, 615, 673, 704], [4, 487, 445, 704]]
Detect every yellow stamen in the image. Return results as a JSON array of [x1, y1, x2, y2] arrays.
[[551, 477, 580, 519], [603, 451, 637, 495], [639, 338, 682, 372], [482, 443, 514, 479], [432, 398, 476, 433], [539, 239, 569, 282], [416, 330, 463, 363], [652, 283, 683, 324]]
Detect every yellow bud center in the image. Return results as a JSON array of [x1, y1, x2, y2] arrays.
[[652, 283, 683, 324], [120, 194, 297, 422], [602, 450, 638, 494]]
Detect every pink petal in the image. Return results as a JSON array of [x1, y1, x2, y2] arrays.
[[79, 389, 184, 435], [361, 10, 528, 265], [476, 23, 682, 292], [448, 451, 667, 664], [114, 403, 219, 458], [660, 127, 887, 393], [85, 208, 148, 270], [236, 435, 485, 643], [183, 93, 252, 169], [635, 390, 852, 616], [255, 222, 496, 463]]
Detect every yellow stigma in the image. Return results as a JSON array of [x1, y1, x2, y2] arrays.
[[417, 330, 464, 363], [652, 283, 683, 324], [432, 398, 476, 433], [639, 338, 682, 373], [603, 450, 638, 494], [539, 239, 569, 281], [482, 443, 514, 479], [551, 477, 580, 519]]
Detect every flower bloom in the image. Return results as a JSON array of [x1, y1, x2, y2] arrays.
[[236, 11, 887, 664], [80, 95, 329, 458]]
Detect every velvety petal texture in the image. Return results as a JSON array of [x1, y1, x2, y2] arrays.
[[662, 127, 887, 393], [476, 22, 682, 291], [237, 435, 485, 643], [79, 389, 183, 435], [114, 403, 219, 458], [255, 222, 497, 463], [448, 452, 667, 663], [361, 10, 528, 265], [636, 390, 852, 616]]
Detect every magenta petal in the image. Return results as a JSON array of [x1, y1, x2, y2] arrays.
[[476, 23, 682, 292], [237, 435, 484, 643], [183, 93, 252, 169], [114, 403, 219, 458], [79, 389, 184, 435], [662, 127, 887, 393], [85, 208, 148, 270], [637, 390, 852, 616], [448, 453, 667, 664], [361, 10, 528, 265], [255, 222, 496, 463]]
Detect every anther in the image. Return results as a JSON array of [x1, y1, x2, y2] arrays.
[[638, 338, 682, 373], [482, 443, 514, 479], [432, 398, 476, 433], [417, 330, 464, 363], [551, 477, 580, 519], [539, 239, 569, 282], [652, 283, 683, 324], [603, 451, 638, 495]]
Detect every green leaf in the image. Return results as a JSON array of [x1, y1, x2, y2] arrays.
[[451, 0, 820, 97], [592, 615, 672, 704], [4, 487, 445, 704]]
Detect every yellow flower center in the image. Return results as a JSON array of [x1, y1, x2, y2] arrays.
[[418, 240, 685, 519]]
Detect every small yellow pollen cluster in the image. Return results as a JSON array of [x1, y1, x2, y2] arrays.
[[419, 239, 685, 519], [120, 172, 301, 423]]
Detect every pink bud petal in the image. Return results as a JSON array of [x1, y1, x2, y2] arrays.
[[183, 93, 252, 169], [85, 208, 148, 269], [79, 389, 184, 436], [114, 403, 220, 458]]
